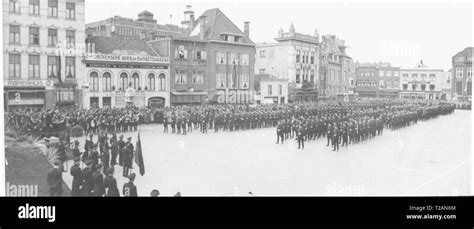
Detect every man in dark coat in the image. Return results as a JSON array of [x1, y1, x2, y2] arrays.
[[83, 134, 94, 162], [70, 157, 82, 196], [103, 168, 120, 197], [123, 137, 134, 178], [276, 121, 284, 144], [72, 140, 81, 159], [117, 135, 125, 166], [123, 173, 138, 197], [91, 163, 105, 197], [81, 160, 94, 196], [110, 134, 118, 165], [102, 141, 110, 173], [297, 127, 305, 150], [47, 160, 63, 196]]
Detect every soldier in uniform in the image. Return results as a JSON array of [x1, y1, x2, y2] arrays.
[[70, 157, 82, 196], [104, 167, 120, 197], [117, 135, 125, 167], [296, 126, 305, 150], [81, 160, 94, 196], [341, 123, 349, 147], [332, 127, 340, 152], [163, 115, 169, 133], [110, 134, 118, 166], [92, 163, 105, 197], [83, 134, 94, 162], [326, 124, 333, 147], [276, 121, 284, 144], [72, 140, 81, 159], [123, 173, 138, 197], [123, 137, 134, 178], [47, 160, 63, 196]]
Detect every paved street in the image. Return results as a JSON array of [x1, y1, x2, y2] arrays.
[[63, 110, 471, 196]]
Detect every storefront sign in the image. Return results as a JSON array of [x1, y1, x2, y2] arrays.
[[86, 63, 167, 69], [85, 53, 170, 64], [8, 99, 44, 105], [5, 79, 53, 87]]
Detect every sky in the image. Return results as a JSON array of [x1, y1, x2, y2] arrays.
[[85, 0, 473, 70]]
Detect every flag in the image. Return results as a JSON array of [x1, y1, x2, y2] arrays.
[[57, 53, 62, 84], [134, 132, 145, 176]]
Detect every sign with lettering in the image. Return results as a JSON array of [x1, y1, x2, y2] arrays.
[[85, 53, 170, 64], [86, 63, 168, 69], [5, 79, 53, 87], [8, 99, 44, 105]]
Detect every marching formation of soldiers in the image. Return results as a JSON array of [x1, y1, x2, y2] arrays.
[[276, 100, 456, 151]]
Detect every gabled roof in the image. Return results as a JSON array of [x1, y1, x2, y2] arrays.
[[453, 47, 473, 57], [180, 8, 254, 44], [89, 36, 158, 56]]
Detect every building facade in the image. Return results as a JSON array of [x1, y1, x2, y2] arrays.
[[149, 8, 255, 105], [400, 61, 445, 100], [83, 36, 170, 108], [254, 74, 288, 104], [4, 0, 85, 111], [355, 64, 378, 97], [320, 34, 351, 98], [452, 47, 472, 101], [355, 62, 400, 98], [86, 10, 184, 41]]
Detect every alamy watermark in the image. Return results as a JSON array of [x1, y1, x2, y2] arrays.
[[6, 182, 38, 197]]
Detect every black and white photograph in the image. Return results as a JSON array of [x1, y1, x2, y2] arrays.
[[1, 0, 472, 201]]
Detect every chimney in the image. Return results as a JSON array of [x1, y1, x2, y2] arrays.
[[199, 16, 206, 40], [244, 21, 250, 38], [190, 13, 195, 26]]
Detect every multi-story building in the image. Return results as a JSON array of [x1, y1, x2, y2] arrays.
[[355, 63, 378, 97], [83, 36, 170, 108], [149, 8, 255, 105], [355, 62, 400, 98], [452, 47, 473, 101], [320, 34, 351, 98], [377, 63, 400, 97], [86, 10, 184, 41], [3, 0, 85, 111], [400, 61, 444, 100], [255, 24, 320, 87], [254, 74, 288, 104]]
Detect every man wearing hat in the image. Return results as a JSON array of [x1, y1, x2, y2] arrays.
[[92, 163, 105, 197], [123, 173, 137, 197], [47, 160, 63, 196], [103, 167, 119, 197], [83, 134, 94, 162], [70, 157, 82, 196], [72, 140, 81, 159], [110, 133, 118, 165], [123, 137, 134, 178], [81, 160, 94, 196], [117, 135, 125, 167]]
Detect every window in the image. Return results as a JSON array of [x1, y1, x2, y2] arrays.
[[176, 46, 187, 59], [267, 85, 273, 96], [10, 25, 20, 44], [48, 29, 58, 46], [429, 74, 435, 80], [430, 85, 435, 91], [175, 70, 187, 85], [9, 54, 21, 78], [296, 50, 301, 63], [48, 0, 58, 17], [412, 84, 417, 91], [192, 70, 204, 84], [402, 74, 408, 79], [216, 52, 226, 65], [131, 73, 140, 90], [29, 0, 40, 15], [29, 27, 40, 45], [259, 69, 266, 74], [57, 87, 74, 101], [240, 74, 249, 89], [412, 74, 418, 79], [456, 56, 464, 62], [394, 71, 399, 77], [216, 73, 227, 88], [421, 74, 427, 80], [240, 53, 249, 66], [421, 84, 426, 91], [66, 2, 75, 19], [195, 50, 207, 60], [278, 85, 282, 96], [120, 73, 128, 90], [158, 73, 166, 91], [260, 50, 266, 58], [47, 56, 58, 78], [103, 72, 112, 91], [310, 52, 315, 64], [65, 57, 75, 78], [28, 55, 40, 78], [10, 0, 20, 13], [89, 72, 99, 92], [386, 71, 392, 77], [468, 67, 472, 78], [296, 69, 300, 83], [456, 67, 463, 78], [310, 70, 315, 83], [66, 30, 75, 47]]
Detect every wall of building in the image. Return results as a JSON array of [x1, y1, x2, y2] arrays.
[[3, 0, 86, 110], [452, 50, 473, 98], [260, 80, 288, 104], [255, 44, 290, 79], [399, 69, 444, 100]]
